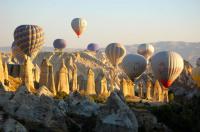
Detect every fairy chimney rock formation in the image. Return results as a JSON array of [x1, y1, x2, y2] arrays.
[[146, 79, 152, 100], [47, 65, 56, 96], [162, 87, 169, 103], [67, 57, 74, 85], [122, 78, 128, 97], [24, 57, 35, 92], [0, 52, 5, 84], [3, 62, 9, 81], [100, 76, 109, 95], [71, 64, 78, 92], [138, 81, 144, 98], [86, 68, 96, 95], [39, 59, 50, 87], [33, 64, 40, 83], [56, 59, 69, 94], [153, 80, 163, 102], [127, 79, 135, 97]]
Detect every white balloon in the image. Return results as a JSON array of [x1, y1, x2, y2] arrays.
[[137, 43, 154, 62], [151, 51, 184, 88], [122, 54, 147, 81], [71, 18, 87, 37]]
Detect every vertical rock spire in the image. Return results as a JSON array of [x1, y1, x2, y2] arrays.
[[153, 80, 163, 102], [100, 76, 109, 96], [56, 59, 69, 94], [86, 68, 96, 95], [127, 79, 135, 97], [138, 81, 143, 98], [24, 57, 34, 92], [122, 78, 128, 97], [0, 52, 5, 84], [71, 64, 78, 92], [47, 65, 56, 96], [39, 58, 50, 87], [146, 79, 152, 100], [33, 64, 40, 83]]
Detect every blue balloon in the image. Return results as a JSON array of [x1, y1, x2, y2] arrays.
[[87, 43, 99, 51], [53, 39, 66, 49]]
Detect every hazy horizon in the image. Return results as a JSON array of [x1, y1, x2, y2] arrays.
[[0, 0, 200, 48]]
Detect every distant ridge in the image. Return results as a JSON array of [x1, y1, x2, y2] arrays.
[[1, 41, 200, 66]]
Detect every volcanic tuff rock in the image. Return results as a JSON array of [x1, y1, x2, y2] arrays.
[[95, 91, 138, 132]]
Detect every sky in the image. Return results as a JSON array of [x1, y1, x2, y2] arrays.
[[0, 0, 200, 48]]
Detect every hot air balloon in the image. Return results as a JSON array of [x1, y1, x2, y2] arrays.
[[11, 42, 25, 63], [87, 43, 99, 51], [137, 43, 154, 63], [105, 43, 126, 67], [122, 54, 147, 81], [53, 39, 66, 51], [13, 25, 44, 61], [71, 18, 87, 38], [151, 51, 184, 88], [196, 58, 200, 67], [192, 67, 200, 87]]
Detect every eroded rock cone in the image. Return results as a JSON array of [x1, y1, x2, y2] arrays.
[[122, 78, 128, 97], [95, 90, 138, 132], [153, 80, 163, 102], [23, 57, 35, 92], [56, 59, 69, 94], [138, 81, 144, 98], [0, 52, 5, 84], [71, 64, 78, 92], [127, 79, 135, 97], [100, 76, 109, 96], [146, 79, 152, 100], [47, 65, 56, 96], [33, 64, 40, 83], [86, 68, 96, 95], [39, 58, 50, 87]]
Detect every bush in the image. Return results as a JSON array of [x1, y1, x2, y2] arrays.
[[149, 96, 200, 132]]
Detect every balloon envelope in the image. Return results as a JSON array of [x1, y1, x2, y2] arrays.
[[151, 51, 184, 88], [14, 25, 44, 59], [87, 43, 99, 51], [11, 42, 25, 63], [137, 43, 154, 61], [71, 18, 87, 37], [53, 39, 66, 49], [105, 43, 126, 67], [122, 54, 147, 81], [192, 67, 200, 87]]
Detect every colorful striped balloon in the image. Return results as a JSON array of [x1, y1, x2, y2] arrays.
[[151, 51, 184, 88], [105, 43, 126, 67], [14, 25, 44, 58]]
